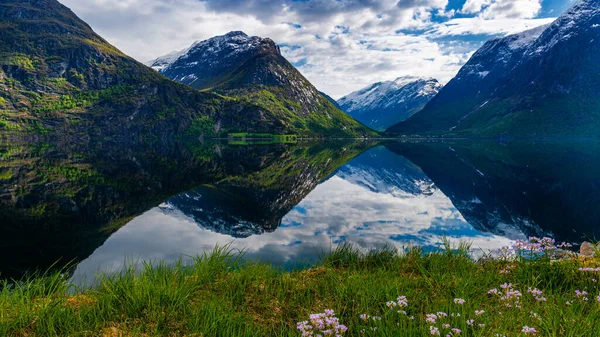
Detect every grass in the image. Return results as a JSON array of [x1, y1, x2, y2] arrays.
[[227, 133, 298, 144], [1, 243, 600, 336]]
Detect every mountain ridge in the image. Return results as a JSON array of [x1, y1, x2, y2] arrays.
[[149, 31, 377, 138], [388, 0, 600, 138], [338, 76, 442, 131]]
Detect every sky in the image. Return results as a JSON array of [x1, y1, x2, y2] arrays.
[[60, 0, 575, 98]]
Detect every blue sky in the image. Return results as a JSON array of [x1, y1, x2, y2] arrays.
[[62, 0, 575, 98]]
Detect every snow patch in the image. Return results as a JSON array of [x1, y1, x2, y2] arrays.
[[338, 77, 442, 114]]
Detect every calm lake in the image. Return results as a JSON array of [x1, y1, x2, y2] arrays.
[[1, 139, 599, 283]]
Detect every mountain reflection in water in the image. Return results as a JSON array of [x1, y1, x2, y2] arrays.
[[0, 139, 598, 282]]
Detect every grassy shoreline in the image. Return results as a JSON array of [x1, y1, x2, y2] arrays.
[[1, 242, 600, 336]]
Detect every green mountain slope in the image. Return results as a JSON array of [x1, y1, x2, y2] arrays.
[[149, 32, 377, 138], [0, 0, 270, 138]]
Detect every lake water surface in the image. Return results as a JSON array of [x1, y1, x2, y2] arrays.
[[1, 139, 599, 283]]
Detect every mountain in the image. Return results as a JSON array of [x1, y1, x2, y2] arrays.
[[0, 2, 370, 139], [338, 77, 442, 131], [0, 0, 273, 138], [388, 0, 600, 138], [148, 31, 376, 138], [319, 91, 342, 110]]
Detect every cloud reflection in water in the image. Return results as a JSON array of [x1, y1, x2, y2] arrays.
[[72, 146, 518, 284]]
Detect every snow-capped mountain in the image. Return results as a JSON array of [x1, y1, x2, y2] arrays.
[[147, 31, 275, 89], [337, 77, 442, 131], [388, 0, 600, 137], [147, 31, 376, 138]]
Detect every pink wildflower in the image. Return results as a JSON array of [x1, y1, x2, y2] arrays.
[[426, 314, 438, 324], [575, 290, 589, 301], [522, 326, 537, 334], [298, 310, 347, 337], [578, 267, 600, 272]]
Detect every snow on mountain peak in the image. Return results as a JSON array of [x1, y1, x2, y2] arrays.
[[507, 24, 550, 50], [337, 77, 442, 131], [528, 0, 600, 55], [339, 77, 441, 111], [147, 31, 266, 72]]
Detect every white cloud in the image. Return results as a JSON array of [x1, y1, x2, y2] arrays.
[[481, 0, 543, 19], [461, 0, 493, 14], [461, 0, 544, 19], [430, 17, 555, 36], [59, 0, 560, 98]]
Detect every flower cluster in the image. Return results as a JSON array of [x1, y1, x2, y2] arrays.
[[424, 310, 465, 336], [297, 310, 348, 337], [575, 290, 589, 301], [527, 288, 547, 302], [386, 295, 410, 316], [426, 314, 438, 324], [297, 261, 597, 337], [578, 267, 600, 272], [499, 264, 516, 274], [453, 298, 466, 305], [386, 296, 408, 310], [498, 237, 572, 261], [488, 283, 522, 308]]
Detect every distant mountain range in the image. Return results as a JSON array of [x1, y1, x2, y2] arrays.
[[338, 77, 442, 131], [388, 0, 600, 138], [148, 31, 375, 138]]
